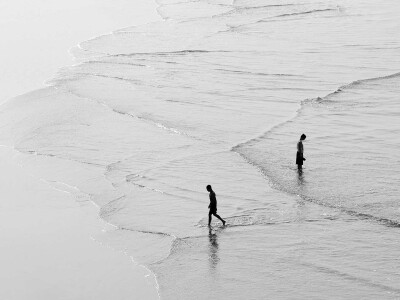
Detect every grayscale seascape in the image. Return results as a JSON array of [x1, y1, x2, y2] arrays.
[[1, 0, 399, 299]]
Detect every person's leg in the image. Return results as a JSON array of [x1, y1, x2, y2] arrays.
[[208, 212, 212, 226], [214, 213, 226, 225]]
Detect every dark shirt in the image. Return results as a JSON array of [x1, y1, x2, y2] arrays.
[[209, 191, 217, 210], [297, 141, 304, 153]]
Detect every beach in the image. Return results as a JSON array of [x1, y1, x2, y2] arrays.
[[0, 0, 160, 103], [0, 147, 158, 299], [1, 0, 400, 299], [1, 1, 161, 299]]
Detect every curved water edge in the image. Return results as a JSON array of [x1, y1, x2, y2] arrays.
[[234, 71, 400, 227]]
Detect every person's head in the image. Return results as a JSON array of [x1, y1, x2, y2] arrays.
[[300, 134, 306, 141], [206, 185, 212, 192]]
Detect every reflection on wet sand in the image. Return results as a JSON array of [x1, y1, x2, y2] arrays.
[[208, 227, 219, 270], [297, 168, 304, 186]]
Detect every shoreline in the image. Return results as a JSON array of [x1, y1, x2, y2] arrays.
[[1, 1, 163, 298], [0, 146, 160, 299], [0, 0, 161, 104]]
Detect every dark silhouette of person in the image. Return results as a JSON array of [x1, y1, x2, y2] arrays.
[[296, 134, 306, 170], [206, 185, 226, 226]]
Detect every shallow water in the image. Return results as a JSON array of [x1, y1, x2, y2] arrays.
[[1, 0, 400, 298], [237, 72, 400, 226]]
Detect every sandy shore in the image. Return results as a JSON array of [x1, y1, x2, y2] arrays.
[[0, 146, 159, 299], [1, 1, 162, 298], [0, 0, 160, 103]]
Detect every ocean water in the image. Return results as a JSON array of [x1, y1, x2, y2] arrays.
[[1, 0, 400, 299]]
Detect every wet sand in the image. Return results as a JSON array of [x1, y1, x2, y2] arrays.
[[0, 146, 159, 299], [0, 0, 161, 298]]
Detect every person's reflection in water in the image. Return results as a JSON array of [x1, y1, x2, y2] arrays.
[[297, 167, 305, 185], [208, 227, 219, 270], [295, 168, 307, 221]]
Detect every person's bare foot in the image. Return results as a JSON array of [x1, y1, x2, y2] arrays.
[[222, 220, 226, 226]]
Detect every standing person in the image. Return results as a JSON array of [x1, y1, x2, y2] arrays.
[[206, 185, 226, 226], [296, 134, 306, 170]]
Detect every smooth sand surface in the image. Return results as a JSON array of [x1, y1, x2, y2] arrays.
[[1, 3, 161, 298], [0, 146, 159, 299], [0, 0, 161, 103]]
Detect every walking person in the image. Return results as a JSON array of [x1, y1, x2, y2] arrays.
[[206, 185, 226, 226], [296, 134, 306, 170]]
